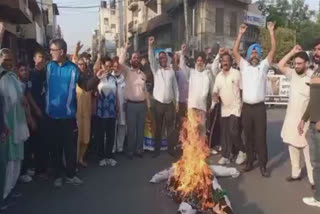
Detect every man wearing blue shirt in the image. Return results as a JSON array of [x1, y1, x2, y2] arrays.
[[47, 39, 103, 187]]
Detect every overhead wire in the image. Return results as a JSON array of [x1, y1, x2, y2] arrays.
[[36, 0, 123, 16], [37, 0, 125, 8]]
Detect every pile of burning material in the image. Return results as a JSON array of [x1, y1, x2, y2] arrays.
[[150, 110, 237, 214]]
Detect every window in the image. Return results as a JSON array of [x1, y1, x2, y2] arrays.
[[104, 18, 109, 26], [133, 10, 138, 17], [230, 12, 237, 36], [216, 8, 224, 34], [111, 24, 116, 29]]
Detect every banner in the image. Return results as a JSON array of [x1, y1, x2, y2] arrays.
[[244, 12, 266, 27], [265, 74, 290, 105], [154, 48, 172, 59], [143, 110, 168, 151]]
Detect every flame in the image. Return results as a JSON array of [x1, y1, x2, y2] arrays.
[[169, 109, 214, 210]]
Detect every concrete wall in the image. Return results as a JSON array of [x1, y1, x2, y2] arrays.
[[197, 0, 247, 50], [23, 13, 46, 46], [99, 4, 118, 56]]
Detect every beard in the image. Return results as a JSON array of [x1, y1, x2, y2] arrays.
[[249, 57, 259, 66], [196, 64, 205, 72], [314, 55, 320, 64], [131, 61, 140, 68], [295, 68, 305, 75]]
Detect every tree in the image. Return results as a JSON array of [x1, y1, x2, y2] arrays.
[[317, 0, 320, 25], [258, 0, 319, 51], [260, 27, 296, 62]]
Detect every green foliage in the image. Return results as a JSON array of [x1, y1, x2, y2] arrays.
[[258, 0, 320, 51], [260, 27, 296, 62]]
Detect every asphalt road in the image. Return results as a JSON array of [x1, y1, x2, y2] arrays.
[[4, 108, 320, 214]]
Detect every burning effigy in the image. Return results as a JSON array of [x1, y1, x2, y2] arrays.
[[150, 109, 237, 214]]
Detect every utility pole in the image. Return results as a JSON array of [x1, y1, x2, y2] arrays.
[[40, 0, 48, 48], [183, 0, 189, 47]]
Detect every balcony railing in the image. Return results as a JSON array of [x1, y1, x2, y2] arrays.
[[144, 0, 157, 12], [0, 0, 32, 24], [128, 0, 139, 11]]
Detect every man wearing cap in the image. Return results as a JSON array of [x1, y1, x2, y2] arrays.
[[233, 22, 276, 177]]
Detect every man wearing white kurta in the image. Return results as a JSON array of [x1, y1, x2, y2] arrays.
[[212, 49, 246, 166], [278, 46, 314, 187], [113, 68, 126, 153], [148, 37, 179, 158], [179, 45, 215, 134]]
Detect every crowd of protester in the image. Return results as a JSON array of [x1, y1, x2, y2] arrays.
[[1, 21, 320, 211]]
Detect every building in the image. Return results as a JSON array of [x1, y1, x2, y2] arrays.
[[91, 29, 100, 60], [164, 0, 253, 54], [0, 0, 33, 53], [42, 0, 59, 42], [99, 1, 118, 57], [118, 0, 255, 56], [97, 0, 263, 58], [243, 2, 266, 50], [21, 0, 49, 64], [0, 0, 53, 65]]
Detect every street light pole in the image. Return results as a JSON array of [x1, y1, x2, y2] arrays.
[[183, 0, 189, 47]]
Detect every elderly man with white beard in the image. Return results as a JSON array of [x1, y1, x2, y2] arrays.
[[179, 44, 215, 135]]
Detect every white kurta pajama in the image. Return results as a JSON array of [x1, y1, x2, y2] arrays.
[[113, 73, 126, 153], [281, 69, 314, 183], [178, 52, 217, 136]]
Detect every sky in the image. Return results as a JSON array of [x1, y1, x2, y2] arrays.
[[54, 0, 319, 53], [54, 0, 102, 53]]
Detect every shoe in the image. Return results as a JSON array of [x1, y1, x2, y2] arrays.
[[168, 150, 177, 157], [79, 160, 88, 168], [152, 151, 160, 158], [243, 164, 254, 172], [235, 151, 247, 165], [54, 178, 63, 188], [286, 176, 302, 182], [65, 176, 83, 186], [19, 175, 33, 183], [106, 158, 118, 167], [27, 169, 35, 177], [126, 153, 133, 160], [218, 157, 230, 165], [0, 204, 8, 212], [134, 152, 143, 158], [211, 149, 218, 155], [10, 192, 22, 199], [260, 167, 270, 177], [35, 173, 49, 181], [99, 159, 107, 167], [303, 197, 320, 207]]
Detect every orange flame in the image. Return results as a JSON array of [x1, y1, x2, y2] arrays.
[[169, 109, 214, 210]]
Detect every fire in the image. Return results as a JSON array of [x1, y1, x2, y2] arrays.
[[169, 109, 214, 210]]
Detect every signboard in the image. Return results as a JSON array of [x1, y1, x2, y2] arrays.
[[265, 74, 290, 105], [244, 12, 266, 27], [189, 36, 198, 50], [154, 48, 172, 59]]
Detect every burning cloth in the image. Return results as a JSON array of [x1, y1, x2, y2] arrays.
[[150, 109, 237, 213]]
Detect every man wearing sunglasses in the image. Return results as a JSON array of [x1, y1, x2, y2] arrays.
[[47, 39, 104, 188]]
